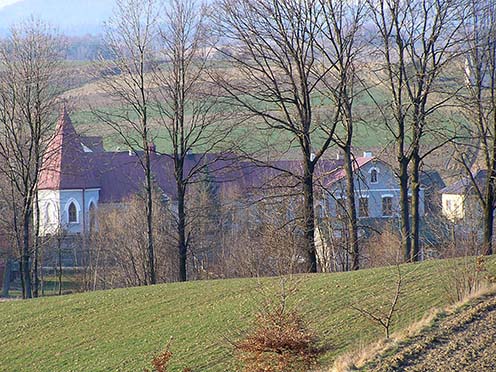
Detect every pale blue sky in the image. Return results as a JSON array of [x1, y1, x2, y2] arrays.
[[0, 0, 22, 10]]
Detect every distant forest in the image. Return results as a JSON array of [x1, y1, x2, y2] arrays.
[[65, 35, 111, 61]]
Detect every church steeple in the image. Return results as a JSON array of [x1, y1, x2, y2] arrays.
[[38, 107, 98, 190]]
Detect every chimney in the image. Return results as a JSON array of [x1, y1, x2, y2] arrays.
[[148, 142, 156, 154], [363, 151, 373, 158]]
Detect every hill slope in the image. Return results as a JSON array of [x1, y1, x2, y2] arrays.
[[362, 292, 496, 371], [1, 258, 494, 371]]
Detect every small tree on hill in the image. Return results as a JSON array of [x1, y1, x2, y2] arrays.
[[235, 279, 322, 372]]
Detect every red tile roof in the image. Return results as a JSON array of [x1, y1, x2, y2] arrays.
[[38, 108, 99, 190], [320, 156, 375, 186]]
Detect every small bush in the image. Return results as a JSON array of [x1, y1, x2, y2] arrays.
[[235, 303, 320, 372], [442, 255, 494, 304], [151, 346, 173, 372], [146, 339, 191, 372]]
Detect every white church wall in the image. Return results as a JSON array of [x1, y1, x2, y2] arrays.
[[37, 189, 61, 236]]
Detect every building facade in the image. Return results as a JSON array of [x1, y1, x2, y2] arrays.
[[37, 110, 425, 251], [320, 155, 425, 221]]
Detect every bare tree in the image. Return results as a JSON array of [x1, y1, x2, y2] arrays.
[[366, 0, 462, 261], [317, 0, 366, 270], [153, 0, 234, 281], [351, 261, 403, 339], [0, 19, 63, 298], [215, 0, 360, 272], [457, 0, 496, 255], [95, 0, 158, 284]]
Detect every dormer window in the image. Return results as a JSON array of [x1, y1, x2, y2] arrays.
[[370, 168, 378, 184]]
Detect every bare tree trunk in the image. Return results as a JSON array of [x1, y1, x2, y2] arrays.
[[483, 66, 496, 256], [398, 158, 411, 262], [144, 142, 156, 284], [482, 193, 494, 255], [302, 162, 317, 272], [58, 235, 62, 296], [411, 152, 421, 261], [33, 191, 41, 297], [21, 208, 32, 298], [177, 183, 187, 281], [483, 140, 496, 255], [343, 149, 359, 270]]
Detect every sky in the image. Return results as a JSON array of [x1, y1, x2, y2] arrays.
[[0, 0, 22, 10], [0, 0, 115, 36]]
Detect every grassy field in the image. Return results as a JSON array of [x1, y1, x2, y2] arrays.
[[60, 58, 470, 155], [1, 257, 494, 372]]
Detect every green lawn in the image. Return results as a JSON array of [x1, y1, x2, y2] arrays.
[[1, 257, 493, 372]]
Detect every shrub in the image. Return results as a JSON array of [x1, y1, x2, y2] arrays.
[[235, 302, 320, 372], [145, 339, 191, 372], [442, 255, 495, 304]]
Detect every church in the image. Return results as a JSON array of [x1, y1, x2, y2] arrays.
[[37, 108, 203, 236]]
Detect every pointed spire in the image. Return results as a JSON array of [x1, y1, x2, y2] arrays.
[[55, 105, 78, 139], [38, 107, 98, 190]]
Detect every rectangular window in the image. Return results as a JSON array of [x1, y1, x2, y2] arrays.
[[382, 196, 393, 217], [358, 197, 369, 217], [446, 199, 452, 211]]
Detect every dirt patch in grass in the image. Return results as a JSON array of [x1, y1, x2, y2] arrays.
[[362, 292, 496, 372]]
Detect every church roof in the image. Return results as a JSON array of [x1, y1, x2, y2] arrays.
[[38, 108, 99, 190], [38, 111, 380, 202]]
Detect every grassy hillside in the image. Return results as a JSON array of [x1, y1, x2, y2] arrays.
[[1, 258, 494, 372]]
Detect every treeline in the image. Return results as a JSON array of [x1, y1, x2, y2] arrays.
[[65, 35, 111, 61]]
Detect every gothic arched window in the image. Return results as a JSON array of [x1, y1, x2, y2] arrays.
[[45, 202, 56, 225], [68, 202, 78, 223]]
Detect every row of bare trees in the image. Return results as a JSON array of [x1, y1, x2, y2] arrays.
[[95, 0, 236, 283], [0, 19, 64, 298], [214, 0, 474, 270], [99, 0, 496, 278], [2, 0, 496, 297]]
